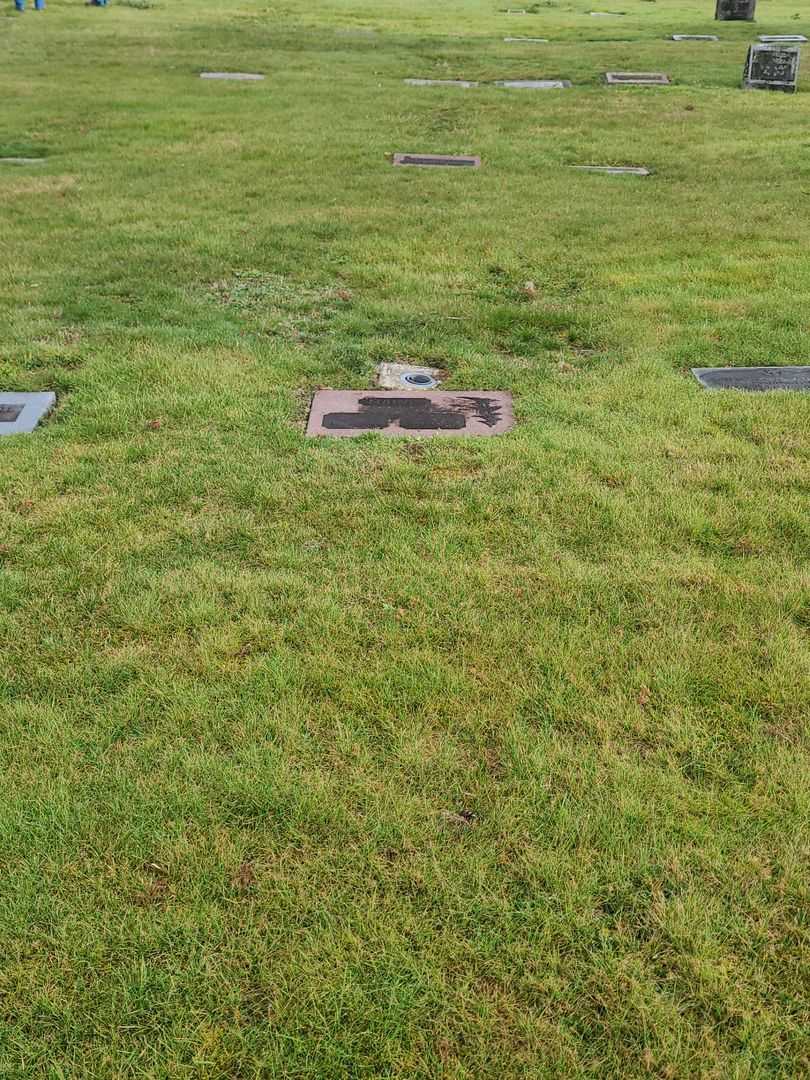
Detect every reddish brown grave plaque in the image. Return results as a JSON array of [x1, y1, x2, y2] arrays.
[[306, 391, 514, 438]]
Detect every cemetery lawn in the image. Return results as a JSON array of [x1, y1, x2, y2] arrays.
[[2, 0, 810, 1075]]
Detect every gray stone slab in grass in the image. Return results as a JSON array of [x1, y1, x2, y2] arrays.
[[605, 71, 670, 85], [306, 391, 515, 437], [571, 164, 651, 175], [404, 78, 479, 88], [671, 34, 719, 41], [504, 37, 550, 43], [200, 72, 265, 81], [715, 0, 755, 20], [589, 11, 625, 16], [743, 44, 800, 92], [0, 392, 56, 435], [376, 363, 442, 390], [759, 35, 807, 43], [393, 153, 480, 168], [494, 79, 571, 88], [0, 157, 47, 165], [692, 367, 810, 391]]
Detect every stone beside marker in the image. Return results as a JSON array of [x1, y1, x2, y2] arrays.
[[715, 0, 755, 21], [0, 392, 56, 435], [376, 363, 442, 390], [692, 367, 810, 391], [306, 391, 515, 438], [743, 44, 800, 92], [571, 165, 651, 175], [200, 72, 265, 81], [604, 72, 670, 85], [393, 153, 480, 168]]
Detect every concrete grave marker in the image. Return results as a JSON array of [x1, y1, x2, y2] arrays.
[[404, 78, 478, 88], [393, 153, 480, 168], [743, 44, 800, 92], [605, 72, 670, 85], [715, 0, 755, 20], [0, 392, 55, 435], [693, 367, 810, 391], [494, 79, 571, 88], [0, 157, 47, 165], [759, 35, 807, 44], [306, 391, 514, 437], [589, 11, 625, 16], [200, 72, 265, 81], [376, 363, 442, 390], [504, 37, 550, 43], [671, 35, 719, 41], [571, 165, 651, 175]]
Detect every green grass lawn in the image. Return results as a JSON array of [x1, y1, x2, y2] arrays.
[[1, 0, 809, 1075]]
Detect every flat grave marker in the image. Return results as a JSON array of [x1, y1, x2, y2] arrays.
[[743, 44, 800, 92], [671, 35, 719, 41], [306, 391, 514, 437], [377, 363, 442, 390], [0, 392, 56, 435], [393, 153, 480, 168], [0, 157, 46, 165], [693, 367, 810, 392], [504, 37, 550, 43], [715, 0, 756, 20], [571, 165, 651, 175], [200, 72, 265, 81], [404, 78, 479, 88], [589, 11, 625, 16], [759, 35, 807, 44], [494, 79, 571, 88], [604, 71, 670, 85]]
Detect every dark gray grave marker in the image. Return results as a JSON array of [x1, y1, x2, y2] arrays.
[[0, 392, 55, 435], [393, 153, 480, 168], [692, 367, 810, 391], [743, 44, 800, 92], [605, 71, 670, 85], [306, 391, 514, 437], [715, 0, 755, 21]]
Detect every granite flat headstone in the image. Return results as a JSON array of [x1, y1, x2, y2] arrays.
[[0, 157, 47, 165], [571, 165, 651, 175], [306, 391, 514, 437], [494, 79, 571, 88], [672, 34, 719, 41], [604, 71, 670, 85], [404, 78, 478, 88], [692, 366, 810, 391], [393, 153, 480, 167], [504, 37, 550, 43], [200, 72, 265, 81], [715, 0, 755, 21], [743, 44, 800, 92], [759, 35, 807, 44], [0, 392, 55, 435]]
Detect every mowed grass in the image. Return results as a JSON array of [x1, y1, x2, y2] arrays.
[[1, 0, 809, 1075]]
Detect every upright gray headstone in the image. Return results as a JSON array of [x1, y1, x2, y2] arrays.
[[743, 44, 800, 92], [716, 0, 755, 21]]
